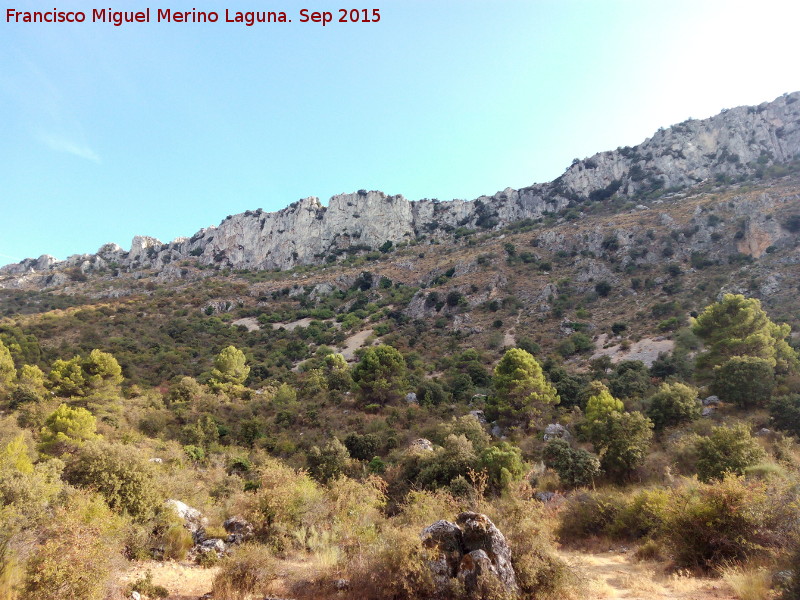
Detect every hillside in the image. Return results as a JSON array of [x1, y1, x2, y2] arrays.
[[1, 93, 800, 600]]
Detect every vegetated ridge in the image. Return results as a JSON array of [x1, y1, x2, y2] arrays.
[[2, 92, 800, 600]]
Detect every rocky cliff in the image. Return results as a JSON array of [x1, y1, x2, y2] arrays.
[[2, 91, 799, 288]]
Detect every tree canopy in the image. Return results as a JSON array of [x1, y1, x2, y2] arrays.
[[692, 294, 798, 375], [209, 345, 250, 386], [486, 348, 559, 427], [352, 345, 407, 405]]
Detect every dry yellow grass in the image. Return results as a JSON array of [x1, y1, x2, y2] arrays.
[[719, 564, 774, 600], [559, 549, 736, 600]]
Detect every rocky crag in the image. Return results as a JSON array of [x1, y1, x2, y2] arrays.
[[2, 91, 799, 288]]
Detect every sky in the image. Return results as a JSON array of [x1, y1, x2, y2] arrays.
[[1, 0, 800, 263]]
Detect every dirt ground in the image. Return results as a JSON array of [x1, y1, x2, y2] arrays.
[[559, 549, 736, 600], [120, 561, 218, 600], [590, 334, 675, 367], [339, 328, 374, 361], [119, 549, 738, 600]]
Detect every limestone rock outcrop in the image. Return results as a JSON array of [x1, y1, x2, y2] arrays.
[[3, 92, 799, 289], [421, 512, 518, 597]]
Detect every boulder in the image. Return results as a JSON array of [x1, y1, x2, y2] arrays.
[[421, 520, 464, 579], [456, 512, 518, 593], [165, 499, 207, 543], [543, 423, 571, 441], [457, 549, 499, 592], [405, 392, 418, 403], [468, 410, 487, 424], [410, 438, 434, 452], [702, 395, 721, 406], [223, 515, 254, 544], [420, 512, 518, 597], [198, 538, 226, 555]]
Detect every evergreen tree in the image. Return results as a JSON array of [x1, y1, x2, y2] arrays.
[[352, 345, 407, 405], [0, 340, 15, 387], [486, 348, 559, 427], [209, 345, 250, 386], [692, 294, 798, 375]]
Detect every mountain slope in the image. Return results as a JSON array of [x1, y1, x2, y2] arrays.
[[2, 91, 799, 285]]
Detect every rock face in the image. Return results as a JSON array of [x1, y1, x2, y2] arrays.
[[421, 512, 518, 597], [166, 499, 208, 543], [223, 515, 254, 545], [3, 91, 800, 288]]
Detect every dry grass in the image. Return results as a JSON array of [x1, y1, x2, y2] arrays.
[[559, 549, 737, 599], [719, 564, 773, 600]]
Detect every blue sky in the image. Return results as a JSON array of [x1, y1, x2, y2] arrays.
[[2, 0, 799, 263]]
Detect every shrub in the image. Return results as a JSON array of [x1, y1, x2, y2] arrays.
[[478, 442, 526, 493], [769, 394, 800, 437], [646, 382, 701, 430], [128, 570, 169, 599], [557, 490, 626, 542], [345, 526, 438, 600], [352, 345, 408, 405], [491, 493, 577, 598], [344, 432, 381, 461], [64, 442, 162, 521], [662, 477, 770, 569], [608, 360, 651, 400], [610, 488, 671, 539], [21, 491, 125, 600], [695, 424, 766, 482], [486, 348, 559, 427], [711, 356, 775, 408], [38, 404, 99, 455], [541, 439, 601, 488], [590, 410, 653, 482], [162, 522, 194, 560], [595, 281, 612, 297], [212, 544, 276, 600], [306, 438, 351, 483]]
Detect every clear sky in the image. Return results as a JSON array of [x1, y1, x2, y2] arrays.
[[2, 0, 799, 263]]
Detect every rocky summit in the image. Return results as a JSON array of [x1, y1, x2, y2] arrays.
[[2, 91, 799, 289]]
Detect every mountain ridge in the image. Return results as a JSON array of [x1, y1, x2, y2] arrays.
[[2, 91, 799, 288]]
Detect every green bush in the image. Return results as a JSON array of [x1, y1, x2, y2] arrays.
[[695, 424, 766, 482], [769, 394, 800, 437], [646, 382, 701, 430], [306, 438, 351, 483], [609, 488, 671, 539], [38, 404, 99, 455], [486, 348, 559, 427], [591, 411, 654, 482], [541, 439, 601, 488], [608, 361, 651, 400], [64, 441, 162, 521], [711, 356, 776, 408]]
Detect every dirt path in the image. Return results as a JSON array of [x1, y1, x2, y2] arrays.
[[559, 550, 735, 600], [120, 561, 218, 600], [339, 328, 374, 361]]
